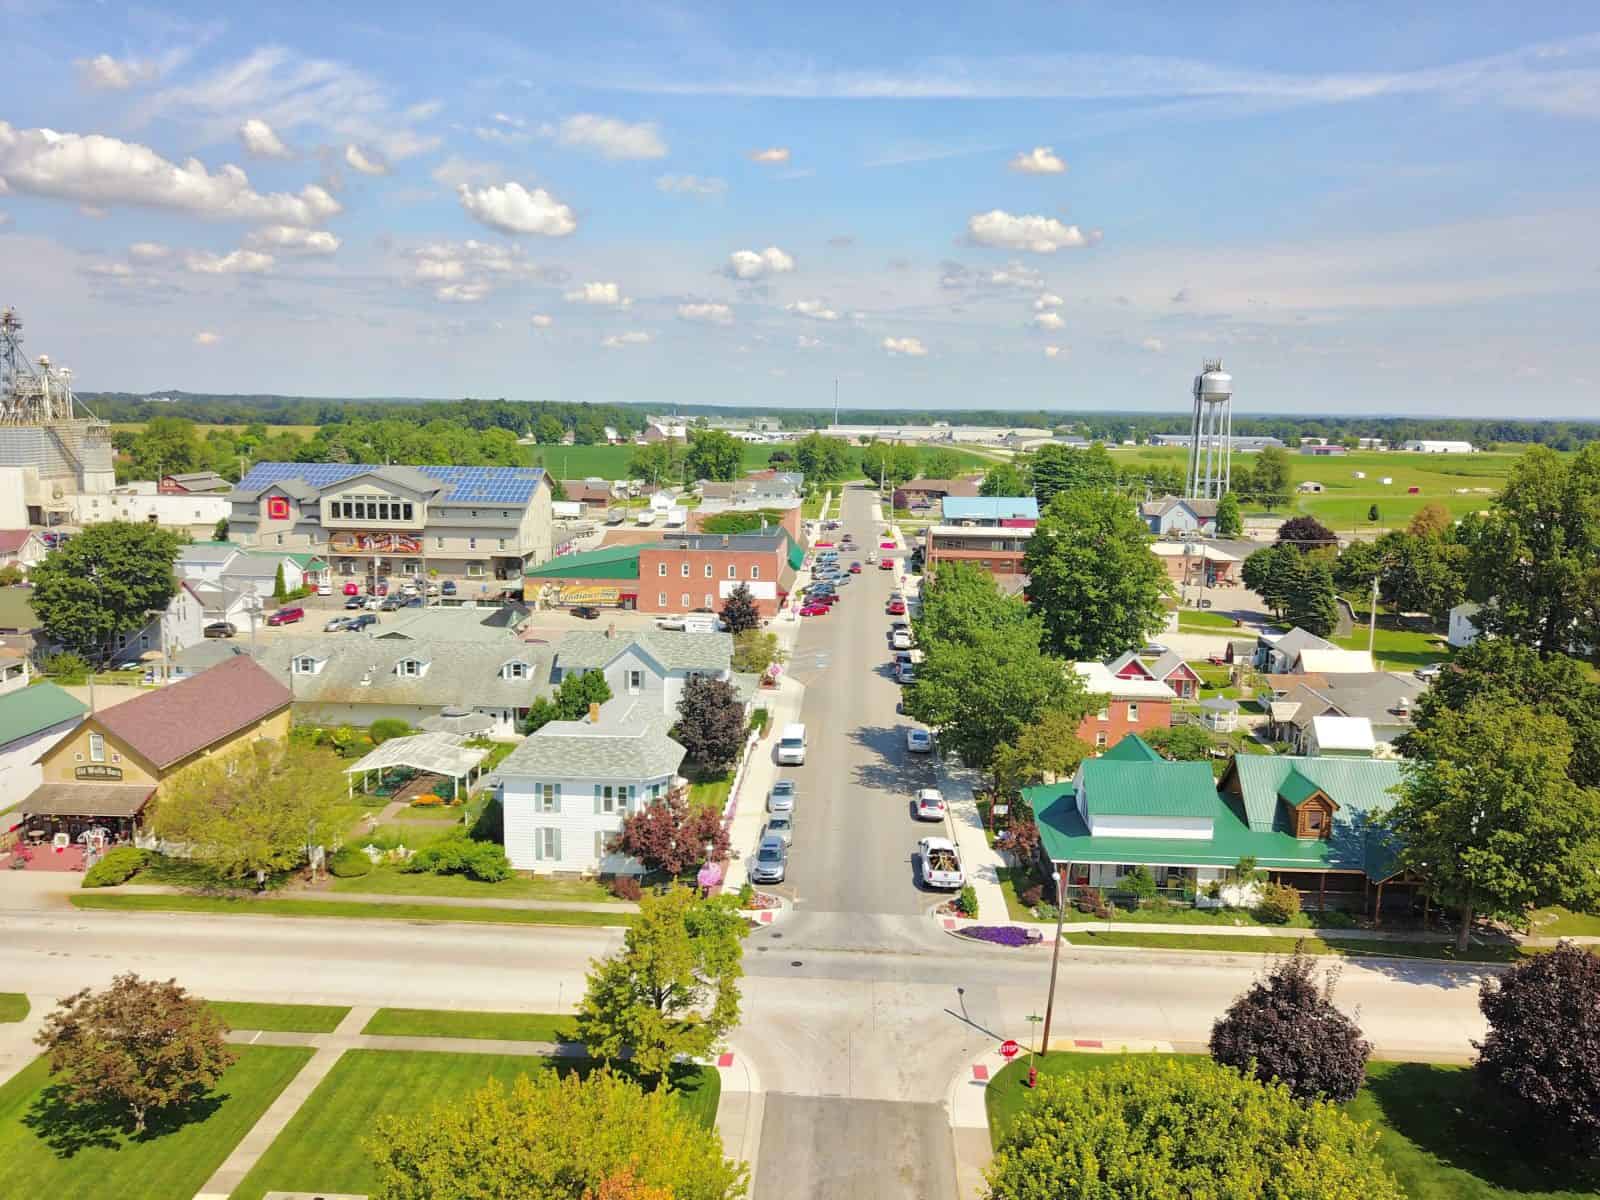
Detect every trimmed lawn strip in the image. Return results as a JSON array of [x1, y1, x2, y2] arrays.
[[0, 1046, 312, 1200], [328, 864, 616, 904], [986, 1052, 1600, 1198], [686, 770, 732, 812], [230, 1049, 719, 1200], [1530, 907, 1600, 937], [0, 994, 28, 1023], [71, 893, 631, 928], [1065, 928, 1522, 962], [362, 1007, 574, 1043], [209, 1001, 351, 1034], [1174, 609, 1241, 630]]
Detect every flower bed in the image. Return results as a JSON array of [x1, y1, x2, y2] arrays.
[[955, 925, 1044, 947], [744, 891, 782, 911]]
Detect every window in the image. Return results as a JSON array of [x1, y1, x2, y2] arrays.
[[467, 563, 485, 578], [468, 537, 478, 550], [705, 563, 714, 578], [627, 668, 643, 694], [658, 563, 667, 577], [704, 593, 713, 608], [681, 562, 690, 577], [657, 592, 666, 606], [276, 534, 284, 546], [403, 559, 419, 576], [535, 827, 561, 861], [1095, 731, 1108, 749], [751, 565, 760, 579], [293, 656, 320, 675], [681, 593, 690, 607], [498, 538, 506, 551], [471, 510, 478, 518], [596, 784, 628, 815], [727, 564, 737, 579], [503, 661, 529, 680], [648, 781, 665, 801], [397, 658, 427, 677], [1127, 703, 1140, 723], [538, 783, 560, 813], [1096, 706, 1109, 721], [88, 732, 105, 763], [436, 537, 445, 549]]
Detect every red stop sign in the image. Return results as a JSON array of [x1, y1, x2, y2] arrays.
[[1000, 1039, 1020, 1060]]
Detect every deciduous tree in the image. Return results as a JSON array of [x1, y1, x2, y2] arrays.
[[791, 433, 851, 482], [611, 793, 729, 876], [556, 669, 614, 720], [916, 561, 1030, 649], [1407, 501, 1452, 538], [1210, 947, 1371, 1102], [684, 429, 744, 482], [718, 583, 760, 634], [921, 448, 963, 480], [674, 676, 747, 771], [1251, 444, 1293, 509], [730, 629, 784, 674], [1030, 442, 1117, 507], [35, 973, 236, 1135], [628, 440, 685, 487], [1276, 514, 1338, 553], [1143, 723, 1216, 761], [29, 522, 184, 660], [990, 708, 1096, 794], [1215, 491, 1242, 536], [979, 462, 1029, 497]]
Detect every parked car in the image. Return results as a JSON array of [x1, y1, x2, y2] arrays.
[[344, 596, 365, 610], [867, 551, 878, 564], [896, 661, 917, 685], [1414, 663, 1443, 682], [763, 813, 795, 846], [571, 605, 602, 619], [800, 603, 830, 616], [850, 562, 862, 573], [905, 728, 933, 753], [749, 835, 788, 884], [891, 629, 913, 650], [265, 606, 304, 626], [887, 598, 907, 615], [316, 582, 332, 596], [878, 558, 895, 571], [363, 596, 383, 611], [918, 837, 964, 889], [379, 596, 404, 611], [343, 582, 361, 596], [1142, 642, 1170, 655], [203, 621, 236, 639], [441, 580, 458, 595], [915, 788, 946, 821], [323, 617, 351, 632], [767, 780, 797, 814], [879, 540, 896, 549], [346, 613, 378, 631]]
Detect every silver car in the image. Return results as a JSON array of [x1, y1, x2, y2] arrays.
[[749, 834, 787, 883], [768, 780, 797, 814], [763, 813, 794, 845]]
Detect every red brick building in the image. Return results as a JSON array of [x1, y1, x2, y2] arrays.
[[1073, 661, 1175, 750]]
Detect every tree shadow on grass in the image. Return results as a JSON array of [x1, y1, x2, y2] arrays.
[[1364, 1063, 1600, 1193], [21, 1083, 226, 1158]]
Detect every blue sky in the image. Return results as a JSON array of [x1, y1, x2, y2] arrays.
[[1, 1, 1597, 416]]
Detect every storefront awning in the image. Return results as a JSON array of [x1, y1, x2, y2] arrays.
[[20, 783, 154, 819]]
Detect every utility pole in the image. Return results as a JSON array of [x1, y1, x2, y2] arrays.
[[1368, 574, 1380, 656], [1039, 863, 1069, 1054]]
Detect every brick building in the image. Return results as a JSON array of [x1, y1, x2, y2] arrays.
[[1074, 661, 1175, 751], [892, 477, 980, 510]]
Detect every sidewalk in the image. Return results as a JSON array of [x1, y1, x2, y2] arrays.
[[939, 764, 1009, 922], [722, 676, 805, 891]]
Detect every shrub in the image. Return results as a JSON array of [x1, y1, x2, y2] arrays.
[[748, 707, 770, 735], [1211, 946, 1371, 1102], [329, 847, 372, 878], [470, 798, 504, 843], [402, 830, 512, 882], [955, 884, 979, 917], [81, 846, 147, 888], [41, 651, 90, 682], [737, 881, 755, 907], [1019, 883, 1044, 908], [610, 875, 643, 902], [369, 718, 411, 745], [1115, 865, 1159, 904], [1255, 881, 1302, 925]]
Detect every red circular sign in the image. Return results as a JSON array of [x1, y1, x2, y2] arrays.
[[1000, 1039, 1020, 1060]]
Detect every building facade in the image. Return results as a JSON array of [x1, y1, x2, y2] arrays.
[[922, 526, 1033, 578], [1074, 661, 1175, 750]]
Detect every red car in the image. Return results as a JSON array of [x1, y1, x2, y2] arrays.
[[878, 558, 895, 571], [887, 599, 907, 615], [800, 603, 830, 616], [815, 540, 835, 548], [879, 540, 896, 549], [850, 562, 862, 573], [343, 582, 360, 596]]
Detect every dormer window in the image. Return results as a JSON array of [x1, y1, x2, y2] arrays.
[[501, 660, 531, 680], [293, 655, 324, 675], [397, 657, 429, 678]]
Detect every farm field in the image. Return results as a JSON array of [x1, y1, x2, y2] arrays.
[[529, 440, 996, 481], [111, 422, 320, 439]]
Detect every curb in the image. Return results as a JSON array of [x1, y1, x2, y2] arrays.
[[739, 892, 790, 928], [712, 1042, 765, 1192]]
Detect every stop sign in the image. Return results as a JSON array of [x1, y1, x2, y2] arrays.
[[1000, 1039, 1020, 1060]]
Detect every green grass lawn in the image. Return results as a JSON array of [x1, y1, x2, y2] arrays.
[[996, 865, 1043, 923], [1333, 614, 1453, 670], [686, 769, 733, 812], [1530, 907, 1600, 937], [0, 994, 28, 1023], [71, 893, 631, 928], [1065, 928, 1522, 962], [1175, 609, 1241, 630], [208, 1001, 351, 1034], [328, 864, 616, 904], [229, 1049, 719, 1200], [0, 1046, 312, 1200], [986, 1052, 1600, 1198], [362, 1008, 575, 1043]]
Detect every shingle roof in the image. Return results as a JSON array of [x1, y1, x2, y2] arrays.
[[0, 530, 39, 554], [1295, 648, 1377, 675], [0, 587, 39, 632], [1104, 650, 1149, 678], [1074, 661, 1177, 701], [257, 638, 553, 709], [20, 782, 153, 818], [235, 462, 547, 506], [376, 608, 528, 644], [1146, 650, 1195, 682], [498, 703, 685, 780], [556, 629, 733, 673], [0, 681, 85, 747], [1263, 627, 1336, 657], [176, 541, 240, 565], [94, 655, 291, 769]]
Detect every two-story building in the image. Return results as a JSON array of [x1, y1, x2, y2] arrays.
[[551, 628, 737, 714], [0, 680, 86, 813], [1107, 650, 1203, 700], [228, 462, 554, 602], [1139, 496, 1218, 537], [892, 478, 980, 511], [101, 580, 207, 668], [1073, 661, 1175, 750]]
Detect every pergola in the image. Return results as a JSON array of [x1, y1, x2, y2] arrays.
[[342, 732, 491, 802]]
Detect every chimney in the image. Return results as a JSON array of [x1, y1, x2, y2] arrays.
[[589, 701, 601, 724]]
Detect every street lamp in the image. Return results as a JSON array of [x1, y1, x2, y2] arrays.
[[1039, 863, 1069, 1056]]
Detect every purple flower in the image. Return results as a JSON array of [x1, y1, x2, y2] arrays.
[[956, 925, 1040, 947]]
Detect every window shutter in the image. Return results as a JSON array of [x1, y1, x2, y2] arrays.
[[533, 829, 544, 862], [553, 829, 563, 862], [594, 785, 603, 815], [594, 830, 607, 861], [554, 783, 562, 811]]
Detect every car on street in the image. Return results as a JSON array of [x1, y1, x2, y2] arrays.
[[571, 606, 602, 619], [800, 602, 830, 616], [767, 780, 797, 814], [891, 629, 913, 650], [878, 558, 895, 571], [905, 728, 933, 753], [896, 661, 917, 684], [815, 540, 835, 548], [324, 617, 352, 632], [887, 598, 907, 615], [833, 573, 851, 586], [346, 613, 378, 631], [265, 606, 304, 626], [203, 621, 236, 639], [1142, 642, 1170, 655], [343, 582, 361, 596], [763, 813, 794, 846], [867, 551, 878, 564], [749, 835, 788, 884], [914, 788, 946, 821], [344, 596, 365, 610], [379, 596, 404, 611], [850, 562, 862, 573], [879, 540, 896, 549], [1414, 663, 1444, 682], [441, 580, 458, 595], [917, 837, 964, 889], [316, 582, 333, 596]]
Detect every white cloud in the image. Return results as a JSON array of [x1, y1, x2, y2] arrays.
[[0, 122, 340, 225], [602, 331, 652, 348], [749, 147, 791, 164], [786, 299, 838, 321], [1141, 336, 1165, 353], [76, 54, 159, 92], [1009, 146, 1067, 174], [344, 144, 388, 176], [678, 302, 733, 325], [968, 210, 1096, 253], [1034, 292, 1064, 310], [407, 240, 539, 301], [436, 281, 490, 303], [88, 262, 134, 279], [553, 114, 668, 160], [430, 156, 502, 188], [456, 181, 576, 237], [725, 246, 795, 280], [656, 174, 726, 196], [1044, 345, 1066, 359], [246, 225, 340, 255], [564, 281, 631, 307], [796, 335, 823, 349], [530, 314, 553, 328], [0, 213, 8, 227], [184, 248, 274, 275], [883, 336, 928, 357], [1032, 311, 1065, 331], [407, 100, 444, 121], [239, 118, 292, 159], [128, 241, 170, 262], [193, 331, 222, 346]]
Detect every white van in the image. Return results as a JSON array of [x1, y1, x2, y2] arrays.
[[777, 723, 807, 765], [683, 614, 723, 634]]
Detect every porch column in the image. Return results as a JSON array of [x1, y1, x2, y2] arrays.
[[1374, 880, 1385, 928], [1318, 875, 1326, 911]]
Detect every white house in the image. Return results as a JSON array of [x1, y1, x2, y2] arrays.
[[1403, 440, 1474, 454], [499, 699, 687, 875], [221, 552, 306, 602], [174, 541, 243, 584], [1138, 496, 1217, 537], [1306, 715, 1377, 758], [0, 530, 47, 573], [1448, 601, 1481, 649], [0, 680, 86, 812], [102, 581, 207, 667], [552, 628, 735, 715]]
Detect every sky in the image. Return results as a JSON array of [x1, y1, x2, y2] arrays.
[[1, 1, 1597, 417]]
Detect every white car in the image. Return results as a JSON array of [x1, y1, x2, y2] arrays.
[[905, 728, 933, 754], [915, 788, 946, 821], [918, 836, 964, 889], [891, 629, 913, 651]]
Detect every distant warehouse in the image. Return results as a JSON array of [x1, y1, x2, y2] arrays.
[[1401, 440, 1475, 453]]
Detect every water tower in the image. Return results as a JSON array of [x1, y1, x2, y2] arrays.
[[1184, 359, 1234, 500]]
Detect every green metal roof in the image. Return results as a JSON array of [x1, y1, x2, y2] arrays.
[[1101, 735, 1162, 763], [1079, 760, 1218, 819], [0, 682, 86, 747], [785, 532, 805, 571], [285, 553, 329, 570], [1277, 768, 1324, 807], [523, 544, 648, 581], [1228, 755, 1403, 833]]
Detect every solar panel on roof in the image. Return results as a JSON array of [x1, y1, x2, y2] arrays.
[[239, 462, 544, 506]]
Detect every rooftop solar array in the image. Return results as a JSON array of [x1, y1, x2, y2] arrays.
[[237, 462, 547, 505]]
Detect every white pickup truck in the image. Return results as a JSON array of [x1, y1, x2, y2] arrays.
[[918, 837, 965, 890]]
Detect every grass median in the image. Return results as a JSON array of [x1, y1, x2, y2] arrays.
[[70, 893, 632, 929], [361, 1007, 575, 1043], [209, 1001, 352, 1033], [1064, 928, 1522, 963], [0, 994, 28, 1024]]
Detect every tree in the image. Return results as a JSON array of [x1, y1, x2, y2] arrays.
[[576, 887, 746, 1084], [1215, 491, 1242, 536], [523, 695, 560, 735], [1388, 700, 1600, 950], [684, 429, 743, 482], [611, 793, 729, 876], [212, 517, 229, 540], [791, 433, 851, 482], [35, 973, 236, 1135], [628, 440, 685, 487], [1276, 514, 1338, 553], [1252, 444, 1292, 509], [1373, 529, 1466, 622], [29, 522, 184, 660], [1466, 444, 1600, 656], [1030, 442, 1117, 507], [1367, 503, 1380, 524], [766, 449, 793, 467], [1474, 943, 1600, 1158], [128, 416, 203, 479], [1024, 489, 1172, 660], [979, 462, 1029, 497], [1332, 539, 1381, 595], [1407, 501, 1452, 538], [922, 448, 963, 480], [1287, 556, 1339, 637], [730, 629, 784, 674], [718, 583, 760, 634], [272, 561, 287, 602], [151, 741, 348, 880], [860, 442, 919, 488], [675, 676, 747, 771], [534, 413, 566, 445], [990, 708, 1095, 795], [1261, 544, 1307, 620], [1143, 723, 1216, 761], [555, 669, 613, 720], [369, 1071, 747, 1200], [984, 1056, 1402, 1200], [1210, 947, 1372, 1102], [917, 561, 1031, 649]]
